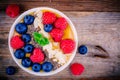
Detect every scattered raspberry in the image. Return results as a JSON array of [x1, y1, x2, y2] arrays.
[[10, 35, 24, 49], [60, 39, 75, 53], [70, 63, 84, 75], [42, 12, 56, 24], [6, 4, 20, 18], [30, 48, 45, 63], [50, 28, 63, 42], [54, 17, 68, 30]]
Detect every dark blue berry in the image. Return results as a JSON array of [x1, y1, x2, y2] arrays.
[[24, 15, 34, 25], [44, 24, 53, 32], [21, 57, 32, 67], [23, 44, 34, 53], [14, 49, 25, 59], [15, 23, 27, 34], [78, 45, 88, 55], [22, 34, 31, 43], [42, 62, 53, 72], [32, 63, 41, 72], [6, 66, 16, 75]]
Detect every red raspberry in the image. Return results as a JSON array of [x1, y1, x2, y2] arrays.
[[50, 28, 63, 42], [6, 4, 20, 18], [70, 63, 84, 75], [30, 48, 45, 63], [54, 17, 68, 30], [10, 35, 24, 49], [42, 12, 56, 24], [60, 39, 75, 53]]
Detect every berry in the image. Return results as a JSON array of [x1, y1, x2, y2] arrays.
[[15, 23, 27, 34], [44, 24, 53, 32], [42, 62, 53, 72], [42, 12, 56, 24], [22, 34, 31, 43], [30, 48, 45, 63], [6, 4, 20, 18], [10, 35, 24, 49], [24, 15, 35, 25], [23, 44, 34, 53], [21, 57, 32, 67], [14, 49, 25, 59], [70, 63, 84, 75], [78, 45, 88, 55], [6, 66, 16, 75], [60, 39, 75, 53], [50, 28, 63, 42], [54, 17, 68, 30], [32, 63, 41, 72]]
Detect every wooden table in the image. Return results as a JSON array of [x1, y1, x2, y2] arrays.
[[0, 0, 120, 80]]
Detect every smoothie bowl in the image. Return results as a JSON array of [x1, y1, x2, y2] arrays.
[[8, 7, 78, 76]]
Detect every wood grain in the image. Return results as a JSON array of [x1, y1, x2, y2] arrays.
[[0, 0, 120, 12], [0, 11, 120, 80]]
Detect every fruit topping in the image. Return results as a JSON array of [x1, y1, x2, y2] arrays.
[[30, 48, 45, 63], [14, 49, 25, 59], [42, 12, 56, 24], [15, 23, 28, 34], [50, 28, 63, 42], [10, 35, 24, 49], [54, 17, 68, 30], [23, 44, 34, 53], [60, 39, 75, 53], [42, 62, 53, 72], [32, 63, 41, 72], [21, 33, 31, 43], [44, 24, 53, 32], [21, 57, 32, 68], [24, 15, 35, 25]]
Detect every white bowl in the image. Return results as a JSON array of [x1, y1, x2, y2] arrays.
[[8, 7, 78, 76]]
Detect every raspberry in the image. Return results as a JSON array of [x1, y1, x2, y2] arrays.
[[70, 63, 84, 75], [50, 28, 63, 42], [54, 17, 68, 30], [60, 39, 75, 53], [6, 4, 20, 18], [30, 48, 45, 63], [42, 12, 56, 24], [10, 35, 24, 49]]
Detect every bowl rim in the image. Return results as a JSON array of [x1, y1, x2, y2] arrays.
[[8, 7, 78, 76]]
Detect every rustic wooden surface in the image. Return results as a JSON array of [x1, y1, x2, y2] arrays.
[[0, 0, 120, 80]]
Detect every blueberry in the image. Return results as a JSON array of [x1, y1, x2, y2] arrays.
[[22, 34, 31, 43], [14, 49, 25, 59], [44, 24, 53, 32], [42, 62, 53, 72], [15, 23, 27, 34], [78, 45, 88, 55], [32, 63, 41, 72], [6, 66, 16, 75], [24, 15, 34, 25], [21, 57, 32, 67], [23, 44, 34, 53]]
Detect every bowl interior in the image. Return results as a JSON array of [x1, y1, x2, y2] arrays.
[[8, 7, 78, 76]]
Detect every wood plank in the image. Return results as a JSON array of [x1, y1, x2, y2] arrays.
[[0, 12, 120, 79], [0, 0, 120, 12]]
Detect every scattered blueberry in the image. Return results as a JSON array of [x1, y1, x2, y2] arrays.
[[42, 62, 53, 72], [14, 49, 25, 59], [22, 34, 31, 43], [24, 15, 34, 25], [78, 45, 88, 55], [15, 23, 27, 34], [6, 66, 16, 75], [21, 57, 32, 67], [44, 24, 53, 32], [32, 63, 41, 72], [23, 44, 34, 53]]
